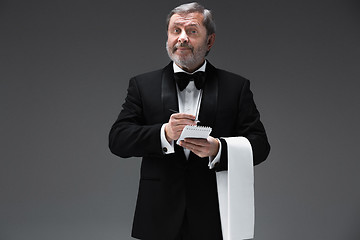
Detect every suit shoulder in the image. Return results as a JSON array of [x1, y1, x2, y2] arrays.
[[132, 68, 163, 82], [212, 68, 250, 90], [215, 68, 249, 82], [129, 62, 173, 87]]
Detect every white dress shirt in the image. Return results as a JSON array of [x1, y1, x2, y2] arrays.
[[160, 61, 221, 168]]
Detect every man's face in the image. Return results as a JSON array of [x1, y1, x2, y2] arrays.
[[166, 12, 215, 72]]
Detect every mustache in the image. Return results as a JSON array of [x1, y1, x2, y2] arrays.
[[173, 43, 194, 52]]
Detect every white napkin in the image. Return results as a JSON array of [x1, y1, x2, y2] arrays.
[[216, 137, 254, 240]]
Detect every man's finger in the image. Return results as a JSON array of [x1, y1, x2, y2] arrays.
[[173, 119, 197, 127], [171, 113, 196, 120], [183, 138, 208, 146]]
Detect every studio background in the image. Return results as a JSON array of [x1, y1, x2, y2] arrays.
[[1, 0, 359, 239]]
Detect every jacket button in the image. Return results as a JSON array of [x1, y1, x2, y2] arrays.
[[163, 147, 168, 153]]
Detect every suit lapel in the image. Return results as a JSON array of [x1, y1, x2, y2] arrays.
[[161, 62, 178, 123], [198, 61, 218, 128], [189, 62, 218, 162], [161, 62, 187, 161]]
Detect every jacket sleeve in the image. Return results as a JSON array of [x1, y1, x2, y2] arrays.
[[213, 79, 270, 172], [109, 77, 163, 158]]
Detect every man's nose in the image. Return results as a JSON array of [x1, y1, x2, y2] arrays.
[[178, 31, 189, 43]]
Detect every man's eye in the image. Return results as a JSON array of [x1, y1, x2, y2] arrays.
[[188, 30, 197, 34], [174, 29, 180, 33]]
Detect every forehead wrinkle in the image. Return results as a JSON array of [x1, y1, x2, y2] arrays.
[[173, 21, 200, 28], [171, 14, 202, 27]]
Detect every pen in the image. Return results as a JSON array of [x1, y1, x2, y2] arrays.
[[169, 109, 178, 114], [169, 109, 200, 124]]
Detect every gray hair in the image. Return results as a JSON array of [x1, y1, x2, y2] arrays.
[[166, 2, 216, 36]]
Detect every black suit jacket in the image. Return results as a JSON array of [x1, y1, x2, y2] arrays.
[[109, 62, 270, 240]]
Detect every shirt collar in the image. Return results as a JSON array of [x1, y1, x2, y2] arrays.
[[173, 60, 207, 74]]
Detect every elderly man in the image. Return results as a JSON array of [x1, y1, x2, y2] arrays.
[[109, 2, 270, 240]]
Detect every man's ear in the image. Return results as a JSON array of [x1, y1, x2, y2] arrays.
[[207, 33, 216, 51]]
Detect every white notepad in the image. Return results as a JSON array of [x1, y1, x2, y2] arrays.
[[176, 125, 212, 144]]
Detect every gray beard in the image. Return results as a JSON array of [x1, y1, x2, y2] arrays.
[[166, 42, 207, 71]]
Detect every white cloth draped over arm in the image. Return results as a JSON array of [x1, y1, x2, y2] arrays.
[[216, 137, 254, 240]]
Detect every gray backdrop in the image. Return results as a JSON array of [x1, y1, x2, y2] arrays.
[[1, 0, 359, 239]]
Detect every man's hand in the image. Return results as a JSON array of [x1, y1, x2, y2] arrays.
[[165, 113, 197, 142], [179, 136, 220, 158]]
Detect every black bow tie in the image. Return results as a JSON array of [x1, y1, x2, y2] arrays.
[[174, 71, 206, 91]]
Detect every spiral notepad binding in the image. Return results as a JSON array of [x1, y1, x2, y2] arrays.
[[176, 125, 212, 144]]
